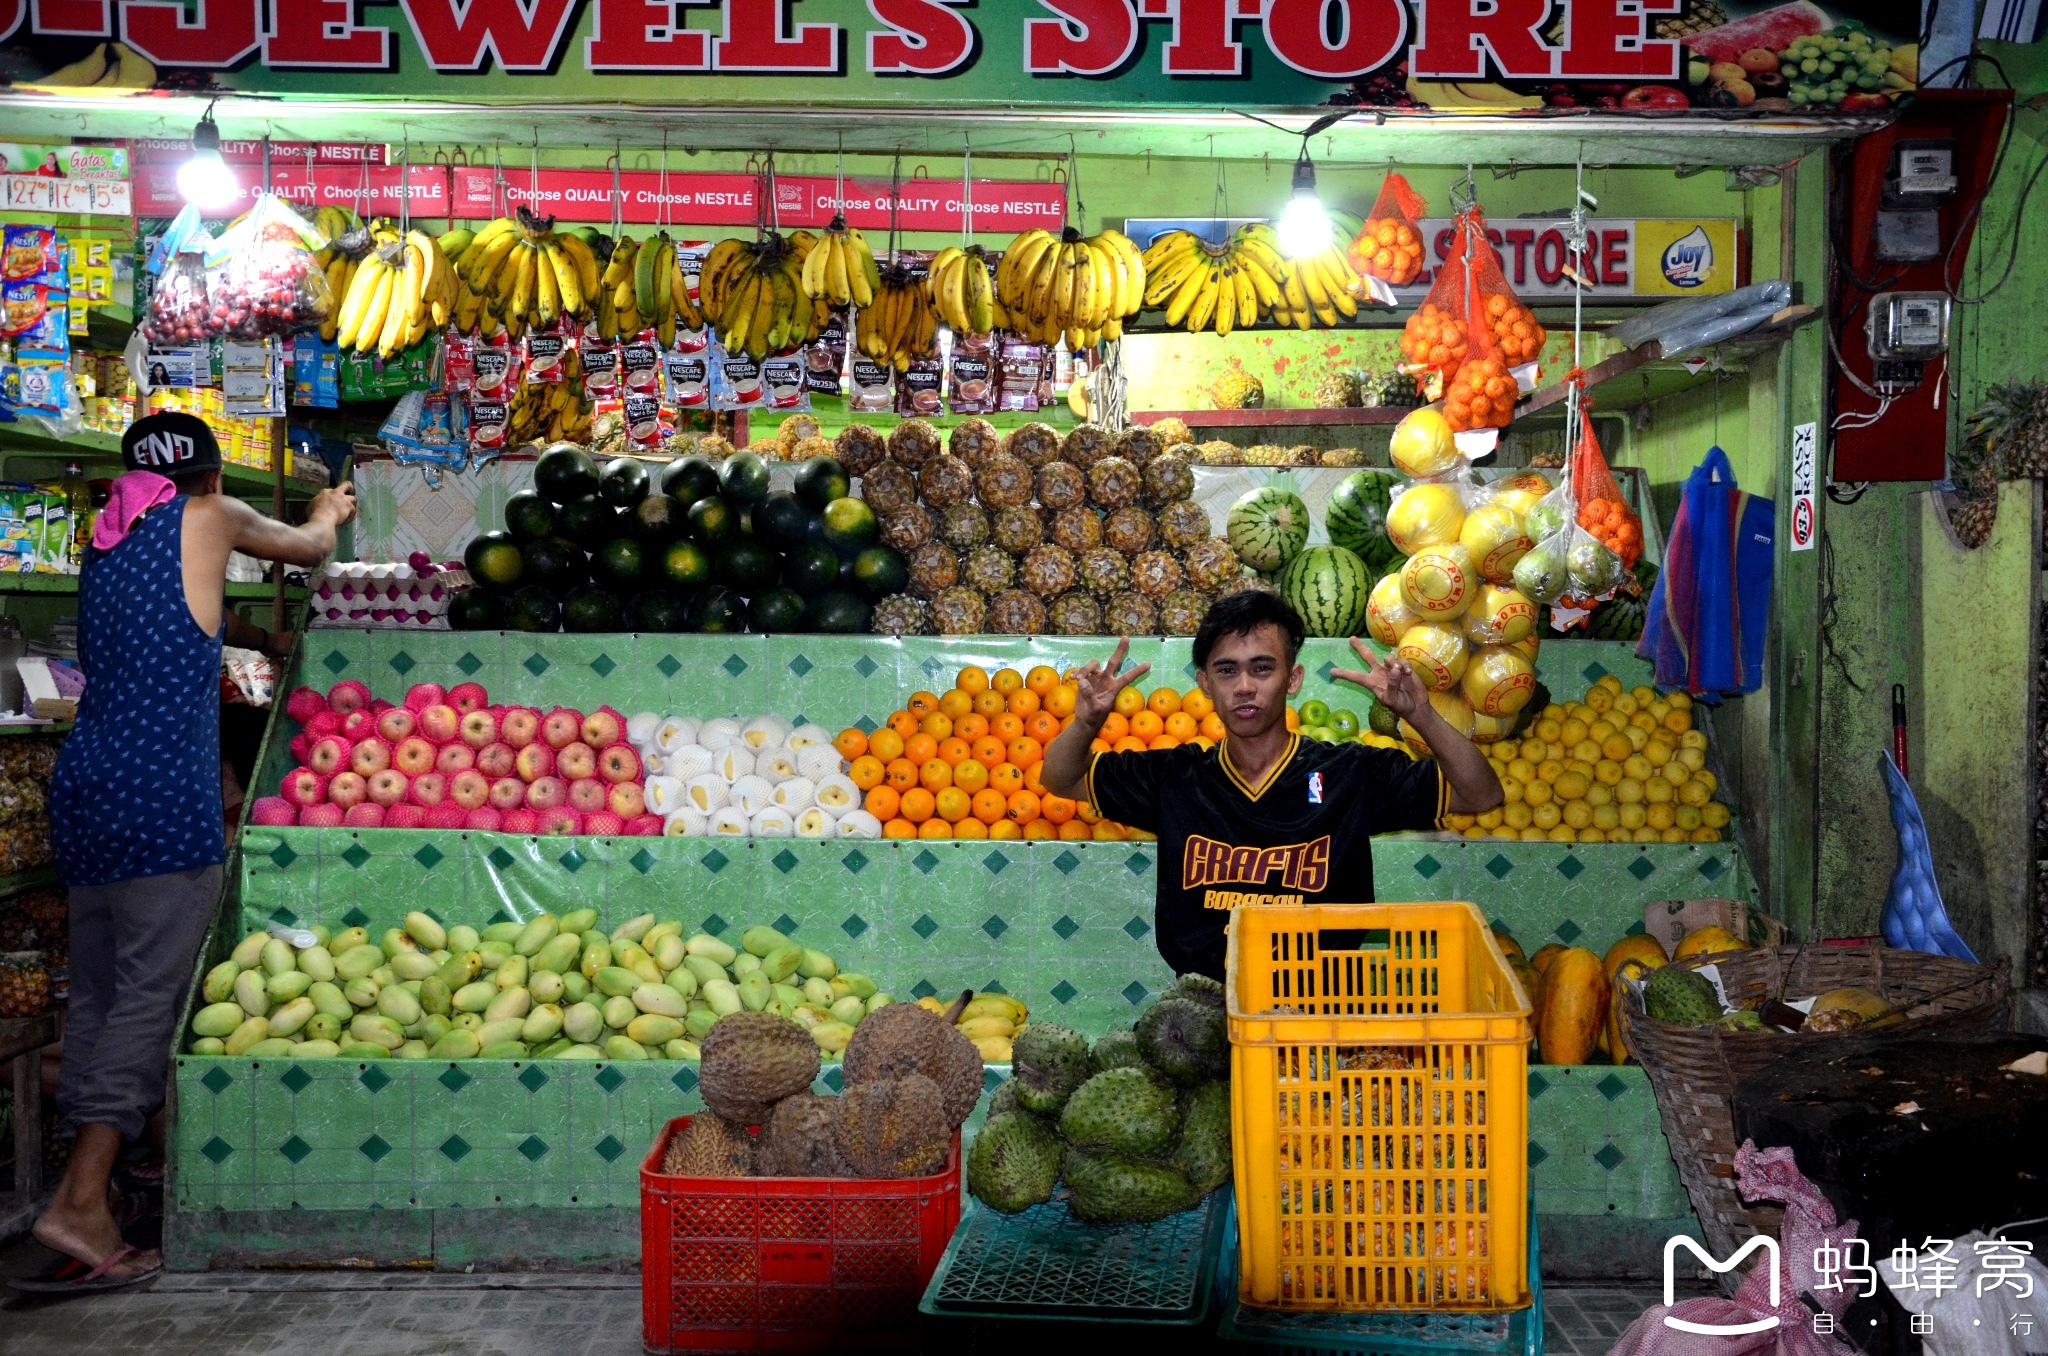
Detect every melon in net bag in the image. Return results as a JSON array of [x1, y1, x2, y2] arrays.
[[1347, 172, 1428, 287]]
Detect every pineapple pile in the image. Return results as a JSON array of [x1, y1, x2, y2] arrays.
[[758, 414, 838, 462], [1310, 368, 1364, 409], [0, 951, 50, 1018], [1209, 368, 1264, 410], [1658, 0, 1728, 39]]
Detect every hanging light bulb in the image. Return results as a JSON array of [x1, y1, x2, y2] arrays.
[[1276, 144, 1331, 259], [176, 107, 239, 211]]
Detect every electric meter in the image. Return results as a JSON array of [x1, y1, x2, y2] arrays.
[[1864, 291, 1950, 395], [1876, 138, 1958, 262]]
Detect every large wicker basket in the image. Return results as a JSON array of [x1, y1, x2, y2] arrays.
[[1616, 944, 2009, 1258]]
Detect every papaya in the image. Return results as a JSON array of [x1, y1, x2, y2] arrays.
[[1601, 934, 1669, 1064], [1530, 943, 1565, 975], [1490, 925, 1526, 964], [1674, 925, 1747, 960], [1535, 947, 1607, 1065]]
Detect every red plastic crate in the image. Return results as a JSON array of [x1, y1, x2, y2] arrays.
[[640, 1115, 963, 1353]]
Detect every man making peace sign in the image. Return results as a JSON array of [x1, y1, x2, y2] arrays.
[[1040, 591, 1504, 980]]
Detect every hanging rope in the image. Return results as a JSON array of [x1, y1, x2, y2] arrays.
[[886, 154, 903, 266], [609, 143, 624, 239], [1067, 134, 1084, 232], [960, 135, 972, 248], [398, 127, 412, 238], [528, 130, 540, 222], [834, 131, 846, 221], [1563, 146, 1588, 465]]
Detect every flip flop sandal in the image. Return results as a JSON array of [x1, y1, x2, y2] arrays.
[[9, 1244, 163, 1294]]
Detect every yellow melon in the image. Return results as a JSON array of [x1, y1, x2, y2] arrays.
[[1535, 947, 1608, 1065], [1389, 407, 1460, 478]]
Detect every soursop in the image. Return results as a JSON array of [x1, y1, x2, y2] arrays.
[[1135, 996, 1229, 1086], [967, 1111, 1063, 1214], [1643, 964, 1720, 1026], [842, 1002, 984, 1128], [1059, 1066, 1181, 1158], [754, 1092, 846, 1177], [1010, 1022, 1092, 1114], [1062, 1147, 1202, 1225], [1090, 1028, 1147, 1075], [663, 1113, 755, 1178], [1170, 1080, 1232, 1193], [1164, 973, 1226, 1012], [836, 1072, 951, 1178], [698, 1011, 821, 1125]]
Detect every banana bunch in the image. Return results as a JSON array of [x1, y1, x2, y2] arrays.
[[1141, 224, 1362, 334], [699, 231, 826, 359], [926, 245, 1001, 336], [332, 225, 460, 358], [857, 266, 940, 371], [594, 232, 706, 344], [916, 990, 1029, 1064], [798, 216, 880, 309], [447, 209, 600, 339], [309, 207, 359, 273], [994, 226, 1146, 350], [508, 354, 591, 445]]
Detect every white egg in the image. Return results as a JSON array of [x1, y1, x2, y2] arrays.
[[642, 776, 686, 817], [712, 745, 756, 782], [730, 775, 776, 817], [756, 752, 798, 784], [685, 774, 730, 814], [699, 717, 743, 748], [812, 773, 859, 811], [750, 806, 794, 838], [793, 807, 835, 838], [709, 807, 752, 836], [835, 809, 883, 840], [626, 712, 662, 746], [795, 744, 845, 783], [785, 722, 829, 752], [662, 807, 707, 837], [773, 777, 816, 812], [654, 716, 700, 754], [666, 745, 714, 782]]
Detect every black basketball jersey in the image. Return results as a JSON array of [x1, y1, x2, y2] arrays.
[[1089, 735, 1445, 980]]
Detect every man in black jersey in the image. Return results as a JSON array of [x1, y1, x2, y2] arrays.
[[1041, 592, 1504, 980]]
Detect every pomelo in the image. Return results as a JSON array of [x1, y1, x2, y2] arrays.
[[1400, 543, 1478, 621], [1385, 481, 1466, 556], [1460, 644, 1537, 717], [1400, 690, 1474, 754], [1365, 573, 1420, 647], [1462, 582, 1536, 645], [1395, 623, 1470, 692], [1459, 501, 1533, 583], [1389, 408, 1461, 479]]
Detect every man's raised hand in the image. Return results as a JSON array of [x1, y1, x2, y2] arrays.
[[1330, 637, 1430, 720], [1072, 637, 1151, 727]]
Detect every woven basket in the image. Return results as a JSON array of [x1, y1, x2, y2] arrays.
[[1616, 945, 2009, 1258]]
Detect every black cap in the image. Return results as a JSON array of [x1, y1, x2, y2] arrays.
[[121, 411, 221, 476]]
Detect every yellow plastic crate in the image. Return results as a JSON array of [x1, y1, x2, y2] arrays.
[[1224, 902, 1532, 1315]]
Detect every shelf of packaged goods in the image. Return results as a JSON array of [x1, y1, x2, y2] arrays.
[[0, 574, 303, 600], [0, 427, 329, 498]]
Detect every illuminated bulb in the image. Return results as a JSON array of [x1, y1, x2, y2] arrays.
[[1276, 149, 1331, 258], [177, 113, 239, 211]]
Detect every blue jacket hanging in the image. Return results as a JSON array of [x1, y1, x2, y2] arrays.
[[1638, 446, 1773, 698]]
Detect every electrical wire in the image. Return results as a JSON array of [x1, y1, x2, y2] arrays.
[[1831, 394, 1895, 431]]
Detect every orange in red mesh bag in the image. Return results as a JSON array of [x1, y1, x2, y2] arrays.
[[1447, 212, 1548, 432], [1569, 400, 1643, 571], [1397, 223, 1472, 399], [1348, 172, 1428, 287]]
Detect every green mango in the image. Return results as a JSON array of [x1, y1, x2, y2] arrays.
[[741, 925, 785, 957], [665, 1039, 700, 1061], [558, 1044, 605, 1060], [437, 952, 480, 988], [334, 944, 386, 982], [376, 987, 423, 1026], [602, 994, 637, 1030], [453, 981, 496, 1013], [626, 1014, 683, 1046], [308, 982, 351, 1020], [703, 978, 742, 1016], [296, 945, 336, 983], [381, 927, 418, 959], [528, 970, 565, 1005], [396, 1040, 431, 1060], [797, 948, 837, 980], [738, 971, 772, 1012], [417, 1014, 452, 1046], [685, 933, 737, 966], [267, 997, 315, 1038], [479, 1040, 528, 1060], [231, 931, 270, 969], [234, 969, 271, 1017], [337, 1041, 389, 1060], [304, 1014, 341, 1043], [652, 934, 686, 973], [477, 940, 513, 970], [730, 953, 762, 979], [641, 921, 683, 952], [485, 986, 532, 1023], [189, 1036, 226, 1056], [521, 1004, 565, 1043], [454, 1012, 482, 1031], [446, 925, 481, 953], [203, 961, 240, 1004], [308, 924, 332, 947], [829, 996, 867, 1026], [192, 1002, 244, 1038], [266, 970, 313, 1004], [579, 940, 612, 979], [563, 1001, 605, 1044], [664, 968, 699, 999], [603, 1036, 649, 1061], [483, 921, 523, 944], [514, 914, 559, 956], [389, 951, 439, 981], [559, 908, 599, 935], [533, 933, 582, 975], [802, 977, 834, 1006], [561, 972, 590, 1005], [343, 977, 382, 1009], [632, 983, 688, 1018], [771, 984, 805, 1012], [224, 1016, 271, 1055], [330, 926, 371, 953], [684, 1008, 719, 1039], [532, 1037, 574, 1059], [682, 955, 727, 989], [418, 977, 451, 1017], [404, 911, 447, 951], [350, 1014, 404, 1049], [476, 1018, 526, 1048], [594, 967, 642, 998], [866, 993, 893, 1013], [369, 967, 396, 990], [430, 1029, 481, 1060], [610, 912, 655, 945], [260, 938, 295, 978], [246, 1038, 296, 1059], [294, 1039, 340, 1059], [494, 955, 529, 990], [841, 973, 877, 1000], [810, 1020, 855, 1053], [761, 945, 803, 983]]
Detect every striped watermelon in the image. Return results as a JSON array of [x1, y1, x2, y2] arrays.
[[1325, 470, 1403, 574], [1227, 486, 1310, 573], [1280, 545, 1369, 638]]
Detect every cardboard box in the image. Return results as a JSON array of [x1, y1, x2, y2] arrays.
[[1644, 897, 1786, 956]]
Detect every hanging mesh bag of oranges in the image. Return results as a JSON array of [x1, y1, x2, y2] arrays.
[[1397, 221, 1473, 402], [1442, 211, 1547, 434], [1569, 400, 1643, 570], [1347, 171, 1429, 287]]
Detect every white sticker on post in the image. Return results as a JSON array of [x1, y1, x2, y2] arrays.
[[1364, 275, 1399, 307], [1454, 429, 1499, 459], [1789, 421, 1817, 552]]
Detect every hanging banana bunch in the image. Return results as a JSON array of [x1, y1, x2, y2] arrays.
[[589, 230, 705, 344], [331, 225, 459, 358], [317, 214, 373, 343], [798, 214, 880, 310], [993, 226, 1145, 351], [508, 349, 592, 444], [927, 244, 1001, 336], [443, 208, 599, 339], [1140, 223, 1363, 334], [856, 264, 939, 372], [698, 232, 815, 359]]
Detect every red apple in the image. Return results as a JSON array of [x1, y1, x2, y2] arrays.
[[537, 807, 581, 836], [327, 679, 371, 714], [582, 811, 625, 837], [307, 735, 352, 777], [488, 776, 528, 811], [449, 769, 491, 811], [409, 771, 449, 807], [392, 736, 437, 777], [417, 703, 461, 743], [367, 769, 410, 808], [306, 709, 344, 738], [464, 806, 503, 832], [501, 708, 540, 749], [448, 681, 490, 714], [476, 742, 517, 779], [327, 770, 368, 810], [384, 804, 428, 829], [580, 706, 624, 750], [287, 733, 313, 767], [568, 778, 610, 814], [500, 808, 540, 834], [515, 743, 556, 783], [285, 686, 327, 725], [299, 803, 345, 828], [596, 744, 642, 784], [556, 742, 598, 782], [375, 707, 418, 744], [404, 682, 447, 712], [424, 805, 469, 830], [526, 775, 569, 810], [343, 803, 386, 828], [608, 782, 646, 819], [280, 767, 328, 808], [350, 738, 393, 778], [459, 709, 498, 750], [341, 709, 378, 743], [625, 814, 664, 836], [541, 708, 584, 750], [435, 742, 476, 775]]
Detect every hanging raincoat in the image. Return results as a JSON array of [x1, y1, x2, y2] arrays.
[[1639, 446, 1773, 698]]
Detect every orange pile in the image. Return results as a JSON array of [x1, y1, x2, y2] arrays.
[[1576, 497, 1642, 566], [1483, 292, 1546, 365], [1443, 357, 1515, 433], [1351, 217, 1426, 286], [835, 665, 1224, 844], [1398, 302, 1470, 372]]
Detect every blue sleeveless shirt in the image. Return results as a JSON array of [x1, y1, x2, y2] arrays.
[[51, 496, 225, 886]]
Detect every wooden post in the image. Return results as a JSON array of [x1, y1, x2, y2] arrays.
[[12, 1042, 39, 1206]]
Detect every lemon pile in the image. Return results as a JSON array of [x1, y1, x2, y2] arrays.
[[1444, 674, 1729, 844]]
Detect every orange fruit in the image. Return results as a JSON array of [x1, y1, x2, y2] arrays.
[[904, 732, 939, 765], [952, 816, 988, 839], [865, 785, 901, 820], [1026, 665, 1060, 696], [956, 665, 989, 694], [1045, 683, 1077, 718], [917, 818, 953, 840], [1024, 762, 1048, 795], [955, 713, 989, 742], [1041, 795, 1076, 824], [972, 788, 1008, 823], [1148, 734, 1181, 751], [988, 819, 1022, 841], [937, 737, 971, 766], [1147, 687, 1182, 717], [883, 818, 916, 840], [1200, 713, 1227, 741], [906, 691, 940, 719], [886, 711, 919, 740], [934, 786, 971, 823], [919, 758, 953, 792], [1022, 819, 1056, 840], [992, 712, 1024, 742], [1285, 707, 1301, 731], [1025, 710, 1061, 744], [989, 763, 1025, 795], [1099, 712, 1129, 743], [1090, 738, 1113, 754], [884, 758, 919, 791], [834, 728, 869, 760], [952, 759, 989, 793], [1114, 736, 1147, 753], [992, 668, 1024, 694], [936, 689, 972, 721], [900, 787, 936, 823], [1058, 820, 1091, 840], [868, 727, 905, 762], [1182, 689, 1214, 719], [1113, 686, 1144, 717], [1129, 710, 1163, 741], [1007, 735, 1044, 767], [848, 755, 886, 791], [919, 712, 954, 741], [1076, 802, 1102, 824], [972, 689, 1007, 718], [971, 735, 1007, 768], [1008, 687, 1041, 717], [1092, 820, 1127, 841], [1060, 714, 1075, 731], [1191, 736, 1215, 751], [1006, 790, 1041, 823], [1164, 712, 1197, 741]]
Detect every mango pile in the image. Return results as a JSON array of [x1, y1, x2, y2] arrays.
[[918, 990, 1028, 1064]]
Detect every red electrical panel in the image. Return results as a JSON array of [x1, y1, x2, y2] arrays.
[[1831, 90, 2011, 483]]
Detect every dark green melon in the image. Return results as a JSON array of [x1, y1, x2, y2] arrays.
[[660, 539, 713, 591], [562, 586, 623, 633], [591, 537, 645, 591], [793, 456, 850, 511], [600, 457, 651, 508], [632, 492, 684, 544], [746, 587, 807, 633], [533, 444, 599, 505], [625, 590, 689, 633], [506, 585, 563, 632], [820, 496, 878, 553], [689, 496, 736, 548], [518, 536, 586, 593], [464, 531, 523, 589], [782, 542, 841, 597], [804, 589, 871, 634], [660, 454, 719, 507], [688, 585, 746, 633], [502, 492, 555, 542], [850, 546, 908, 601], [717, 539, 781, 594], [718, 451, 771, 506], [448, 588, 503, 631], [754, 491, 811, 549], [557, 494, 620, 552]]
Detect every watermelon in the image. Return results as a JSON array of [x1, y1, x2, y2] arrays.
[[1279, 545, 1369, 638], [1687, 3, 1828, 62], [1325, 471, 1403, 574], [1227, 486, 1310, 573]]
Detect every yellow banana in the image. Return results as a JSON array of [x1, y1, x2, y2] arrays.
[[1163, 258, 1209, 328]]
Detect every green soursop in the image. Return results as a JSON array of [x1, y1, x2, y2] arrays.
[[967, 1111, 1063, 1213], [1010, 1022, 1092, 1114], [1090, 1028, 1146, 1075], [1135, 996, 1229, 1086], [1059, 1066, 1181, 1158], [1061, 1147, 1202, 1225], [1164, 973, 1226, 1012], [1643, 964, 1720, 1026], [1171, 1080, 1232, 1193]]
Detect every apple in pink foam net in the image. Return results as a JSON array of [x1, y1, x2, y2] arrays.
[[464, 806, 503, 832], [459, 709, 498, 750], [251, 797, 297, 827], [344, 803, 385, 828], [327, 679, 370, 714], [515, 744, 555, 783], [408, 771, 448, 807], [404, 682, 446, 712], [375, 707, 417, 744], [391, 736, 437, 777], [580, 707, 623, 750], [525, 776, 569, 810], [417, 704, 461, 744], [541, 708, 584, 751], [449, 770, 491, 811], [488, 776, 528, 811], [327, 771, 368, 810], [280, 767, 328, 808], [299, 803, 344, 828], [556, 742, 597, 782], [448, 682, 489, 714], [366, 769, 410, 808], [349, 738, 393, 778], [476, 742, 517, 779], [567, 778, 609, 814], [501, 708, 540, 749], [435, 743, 477, 776], [499, 808, 539, 834]]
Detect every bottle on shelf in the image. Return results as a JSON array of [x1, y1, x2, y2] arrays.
[[60, 462, 91, 573]]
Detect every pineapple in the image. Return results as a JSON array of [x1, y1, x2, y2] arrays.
[[1946, 430, 1999, 549], [1657, 0, 1729, 40], [1965, 381, 2048, 478], [1242, 444, 1288, 467], [1194, 440, 1242, 466], [1209, 368, 1264, 410], [0, 951, 49, 1017], [1150, 417, 1195, 448], [1310, 369, 1362, 409]]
